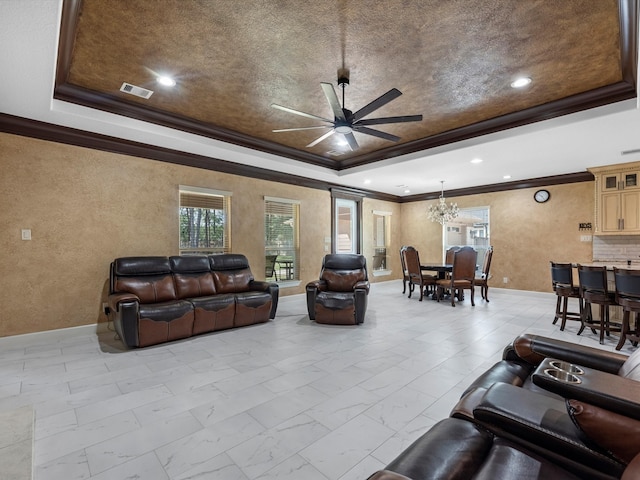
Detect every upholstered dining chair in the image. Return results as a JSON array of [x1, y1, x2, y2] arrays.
[[399, 246, 412, 295], [550, 261, 582, 331], [475, 246, 493, 302], [306, 254, 370, 325], [613, 267, 640, 350], [445, 246, 460, 264], [403, 246, 436, 301], [577, 264, 621, 344], [436, 246, 477, 307]]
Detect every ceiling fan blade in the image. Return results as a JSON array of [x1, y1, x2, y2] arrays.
[[320, 82, 346, 122], [343, 132, 359, 151], [273, 126, 331, 133], [306, 129, 335, 148], [351, 88, 402, 122], [355, 114, 423, 126], [271, 104, 333, 123], [353, 125, 401, 142]]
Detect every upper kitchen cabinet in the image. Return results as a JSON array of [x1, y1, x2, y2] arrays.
[[589, 161, 640, 235]]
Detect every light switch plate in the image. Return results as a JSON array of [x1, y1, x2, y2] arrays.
[[21, 229, 31, 240]]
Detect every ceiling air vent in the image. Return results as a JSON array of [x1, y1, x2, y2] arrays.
[[119, 82, 153, 99], [622, 149, 640, 156]]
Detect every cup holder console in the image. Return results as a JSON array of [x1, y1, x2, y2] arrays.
[[549, 360, 585, 375], [543, 368, 582, 384]]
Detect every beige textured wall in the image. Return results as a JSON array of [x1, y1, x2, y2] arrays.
[[0, 133, 330, 336], [1, 132, 595, 337], [400, 182, 595, 293]]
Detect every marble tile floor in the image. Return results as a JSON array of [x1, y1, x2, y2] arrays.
[[0, 282, 633, 480]]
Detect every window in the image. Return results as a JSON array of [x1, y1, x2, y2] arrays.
[[179, 186, 231, 255], [372, 210, 391, 272], [444, 206, 490, 269], [265, 197, 300, 281], [331, 188, 363, 254]]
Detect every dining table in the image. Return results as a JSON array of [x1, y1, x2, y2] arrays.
[[420, 263, 453, 280], [419, 263, 454, 300]]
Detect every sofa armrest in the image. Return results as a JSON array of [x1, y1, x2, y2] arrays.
[[107, 293, 140, 348], [354, 280, 370, 293], [107, 293, 139, 312], [512, 334, 627, 373], [472, 383, 625, 475], [305, 280, 322, 320], [249, 280, 279, 319], [531, 359, 640, 420], [367, 471, 412, 480]]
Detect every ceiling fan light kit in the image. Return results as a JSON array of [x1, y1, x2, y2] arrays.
[[271, 71, 423, 151]]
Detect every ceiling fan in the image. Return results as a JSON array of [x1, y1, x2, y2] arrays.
[[271, 73, 423, 151]]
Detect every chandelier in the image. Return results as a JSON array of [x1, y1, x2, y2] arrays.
[[427, 181, 459, 225]]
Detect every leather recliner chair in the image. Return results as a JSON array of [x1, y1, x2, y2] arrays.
[[306, 254, 370, 325]]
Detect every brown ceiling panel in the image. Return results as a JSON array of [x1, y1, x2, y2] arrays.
[[55, 0, 637, 171]]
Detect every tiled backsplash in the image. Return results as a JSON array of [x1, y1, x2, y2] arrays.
[[593, 235, 640, 263]]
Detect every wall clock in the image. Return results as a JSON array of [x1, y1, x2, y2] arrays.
[[534, 189, 550, 203]]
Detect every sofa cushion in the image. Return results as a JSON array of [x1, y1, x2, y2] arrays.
[[189, 294, 236, 333], [137, 300, 194, 347], [567, 399, 640, 464], [209, 254, 254, 293], [113, 256, 177, 303], [235, 291, 272, 326], [170, 256, 216, 298]]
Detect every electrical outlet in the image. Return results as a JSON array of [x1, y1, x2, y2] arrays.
[[503, 277, 508, 284]]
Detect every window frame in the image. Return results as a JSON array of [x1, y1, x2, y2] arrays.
[[264, 196, 301, 283]]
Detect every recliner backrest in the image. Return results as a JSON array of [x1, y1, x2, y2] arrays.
[[111, 256, 177, 303], [320, 254, 368, 292], [209, 254, 254, 293], [170, 255, 216, 298]]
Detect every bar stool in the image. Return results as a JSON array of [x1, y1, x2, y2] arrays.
[[613, 267, 640, 350], [550, 262, 581, 331], [577, 264, 621, 344]]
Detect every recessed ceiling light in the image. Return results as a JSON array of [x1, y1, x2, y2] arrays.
[[510, 77, 532, 88], [404, 189, 411, 194], [157, 76, 176, 87], [363, 179, 371, 185], [471, 158, 483, 164], [503, 175, 512, 179]]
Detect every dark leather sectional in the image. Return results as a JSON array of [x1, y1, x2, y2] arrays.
[[107, 254, 278, 348], [368, 334, 640, 479]]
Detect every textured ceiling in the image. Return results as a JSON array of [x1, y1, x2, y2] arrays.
[[55, 0, 635, 171]]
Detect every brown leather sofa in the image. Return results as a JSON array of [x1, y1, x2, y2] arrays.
[[368, 417, 640, 480], [107, 254, 278, 348], [368, 335, 640, 480]]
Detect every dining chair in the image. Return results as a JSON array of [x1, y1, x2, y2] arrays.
[[475, 246, 493, 302], [613, 267, 640, 350], [436, 246, 477, 307], [403, 246, 436, 301], [265, 254, 278, 281], [577, 264, 621, 344], [445, 246, 460, 264], [550, 261, 581, 331], [399, 246, 413, 295]]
